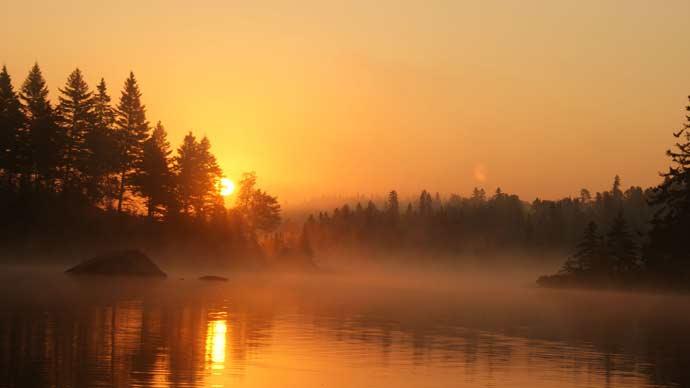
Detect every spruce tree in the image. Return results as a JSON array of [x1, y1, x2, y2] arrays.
[[20, 63, 59, 190], [133, 121, 173, 218], [0, 66, 24, 188], [197, 136, 222, 217], [174, 132, 200, 216], [83, 78, 118, 206], [562, 221, 604, 276], [646, 96, 690, 279], [114, 72, 149, 212], [56, 68, 93, 193], [612, 175, 623, 200], [387, 190, 400, 224], [418, 190, 433, 216], [605, 211, 638, 277]]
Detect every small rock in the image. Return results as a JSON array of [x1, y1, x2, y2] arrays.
[[199, 275, 228, 282]]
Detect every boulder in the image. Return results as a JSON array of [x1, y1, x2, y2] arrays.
[[66, 250, 166, 277]]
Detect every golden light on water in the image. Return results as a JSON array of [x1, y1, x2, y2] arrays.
[[219, 178, 235, 197], [205, 319, 227, 370]]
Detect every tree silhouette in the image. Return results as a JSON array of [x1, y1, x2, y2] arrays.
[[418, 190, 433, 216], [173, 131, 198, 216], [646, 96, 690, 281], [114, 72, 149, 213], [56, 68, 93, 194], [133, 121, 173, 218], [248, 190, 281, 233], [82, 78, 118, 206], [612, 175, 623, 200], [606, 211, 638, 277], [236, 172, 281, 234], [387, 190, 400, 224], [196, 136, 222, 217], [561, 221, 604, 276], [0, 64, 295, 269], [0, 66, 24, 188], [20, 63, 59, 190], [173, 132, 222, 218]]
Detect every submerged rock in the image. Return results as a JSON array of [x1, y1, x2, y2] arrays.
[[199, 275, 228, 282], [66, 250, 166, 277]]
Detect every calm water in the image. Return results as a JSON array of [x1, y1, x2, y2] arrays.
[[0, 267, 689, 388]]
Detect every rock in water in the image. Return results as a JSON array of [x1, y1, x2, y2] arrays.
[[66, 250, 167, 277], [199, 275, 228, 282]]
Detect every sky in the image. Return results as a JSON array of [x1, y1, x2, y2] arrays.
[[3, 0, 690, 206]]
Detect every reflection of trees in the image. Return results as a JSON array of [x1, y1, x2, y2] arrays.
[[288, 288, 687, 388], [0, 294, 276, 388], [2, 285, 690, 388]]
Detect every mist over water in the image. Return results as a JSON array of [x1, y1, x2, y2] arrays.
[[0, 258, 688, 388]]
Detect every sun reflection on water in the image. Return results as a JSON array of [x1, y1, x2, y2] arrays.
[[205, 317, 228, 371]]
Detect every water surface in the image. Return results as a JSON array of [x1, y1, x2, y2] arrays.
[[0, 267, 688, 388]]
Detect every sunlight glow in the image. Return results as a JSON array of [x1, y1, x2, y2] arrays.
[[205, 319, 227, 370], [473, 164, 487, 183], [220, 178, 235, 197]]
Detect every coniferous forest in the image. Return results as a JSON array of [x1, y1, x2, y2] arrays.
[[1, 63, 689, 288], [300, 98, 690, 289], [0, 64, 284, 267]]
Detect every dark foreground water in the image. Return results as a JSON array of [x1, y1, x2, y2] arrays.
[[0, 267, 689, 388]]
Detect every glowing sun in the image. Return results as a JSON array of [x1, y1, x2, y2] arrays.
[[219, 178, 235, 197]]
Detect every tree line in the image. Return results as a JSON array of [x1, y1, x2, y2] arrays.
[[0, 64, 282, 264], [301, 96, 690, 287], [302, 175, 651, 258], [538, 96, 690, 288]]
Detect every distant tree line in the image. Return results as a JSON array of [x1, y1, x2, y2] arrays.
[[537, 96, 690, 288], [303, 96, 690, 287], [302, 175, 652, 258], [0, 64, 282, 264]]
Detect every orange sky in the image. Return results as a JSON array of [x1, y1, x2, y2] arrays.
[[3, 0, 690, 205]]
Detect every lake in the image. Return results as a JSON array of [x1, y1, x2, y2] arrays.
[[0, 266, 688, 388]]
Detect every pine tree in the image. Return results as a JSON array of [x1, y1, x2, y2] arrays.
[[56, 68, 93, 193], [612, 175, 623, 200], [418, 190, 433, 216], [235, 171, 281, 233], [387, 190, 400, 224], [83, 78, 118, 206], [606, 211, 638, 277], [20, 63, 59, 190], [562, 221, 604, 275], [579, 188, 592, 203], [471, 187, 486, 204], [174, 132, 200, 216], [133, 121, 173, 218], [236, 171, 257, 212], [197, 136, 222, 217], [0, 66, 24, 188], [114, 72, 149, 212], [646, 96, 690, 279], [249, 190, 281, 233]]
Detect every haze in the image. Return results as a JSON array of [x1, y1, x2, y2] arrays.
[[3, 0, 690, 203]]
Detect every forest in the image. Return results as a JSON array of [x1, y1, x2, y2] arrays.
[[0, 64, 290, 267], [302, 176, 651, 259], [301, 98, 690, 288], [1, 63, 689, 287]]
